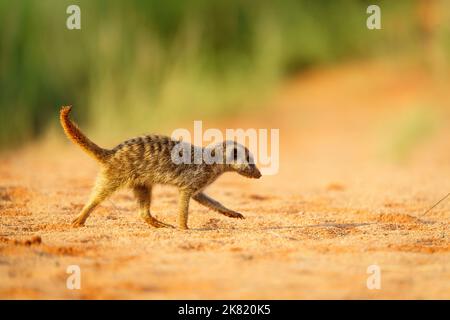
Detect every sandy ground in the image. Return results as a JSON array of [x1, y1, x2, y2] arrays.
[[0, 60, 449, 299]]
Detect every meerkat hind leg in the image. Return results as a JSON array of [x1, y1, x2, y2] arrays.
[[72, 179, 117, 227], [133, 185, 174, 228]]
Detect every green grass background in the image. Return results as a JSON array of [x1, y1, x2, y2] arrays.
[[0, 0, 448, 148]]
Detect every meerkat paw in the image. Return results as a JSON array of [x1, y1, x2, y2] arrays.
[[71, 217, 86, 228], [153, 220, 175, 228], [225, 211, 245, 219], [144, 217, 175, 229], [178, 224, 189, 230]]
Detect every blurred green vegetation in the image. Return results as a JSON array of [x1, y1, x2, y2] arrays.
[[0, 0, 447, 148], [380, 106, 440, 163]]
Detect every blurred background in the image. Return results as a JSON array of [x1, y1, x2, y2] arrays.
[[0, 0, 449, 150]]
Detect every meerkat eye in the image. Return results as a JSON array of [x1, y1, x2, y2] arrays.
[[233, 148, 238, 161]]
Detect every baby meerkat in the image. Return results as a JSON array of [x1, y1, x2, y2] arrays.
[[60, 106, 261, 230]]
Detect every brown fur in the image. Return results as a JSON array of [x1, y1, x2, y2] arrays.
[[60, 106, 112, 162], [60, 106, 261, 230]]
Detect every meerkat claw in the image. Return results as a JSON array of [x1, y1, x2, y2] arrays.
[[145, 217, 175, 228], [71, 218, 85, 228], [156, 221, 175, 228], [227, 212, 245, 219]]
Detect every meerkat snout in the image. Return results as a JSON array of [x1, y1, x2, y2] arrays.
[[236, 163, 262, 179], [249, 164, 262, 179], [223, 141, 262, 179]]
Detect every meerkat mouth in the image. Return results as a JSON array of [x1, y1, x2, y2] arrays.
[[253, 172, 262, 179], [240, 169, 261, 179]]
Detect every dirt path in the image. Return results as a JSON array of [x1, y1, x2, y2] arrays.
[[1, 60, 449, 299]]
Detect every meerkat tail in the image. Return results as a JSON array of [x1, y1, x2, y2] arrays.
[[60, 106, 111, 163]]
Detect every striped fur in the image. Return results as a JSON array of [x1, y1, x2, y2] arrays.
[[60, 106, 261, 230]]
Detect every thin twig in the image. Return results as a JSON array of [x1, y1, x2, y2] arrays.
[[420, 192, 450, 217]]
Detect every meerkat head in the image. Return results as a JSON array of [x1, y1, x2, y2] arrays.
[[222, 141, 261, 179]]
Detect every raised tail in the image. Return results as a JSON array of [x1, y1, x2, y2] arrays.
[[60, 106, 111, 163]]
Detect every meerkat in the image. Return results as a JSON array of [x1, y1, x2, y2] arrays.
[[60, 106, 261, 230]]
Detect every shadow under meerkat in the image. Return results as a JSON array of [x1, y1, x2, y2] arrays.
[[60, 106, 261, 230]]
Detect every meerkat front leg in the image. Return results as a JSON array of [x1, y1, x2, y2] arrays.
[[193, 192, 245, 219], [133, 185, 174, 228], [178, 190, 192, 230]]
